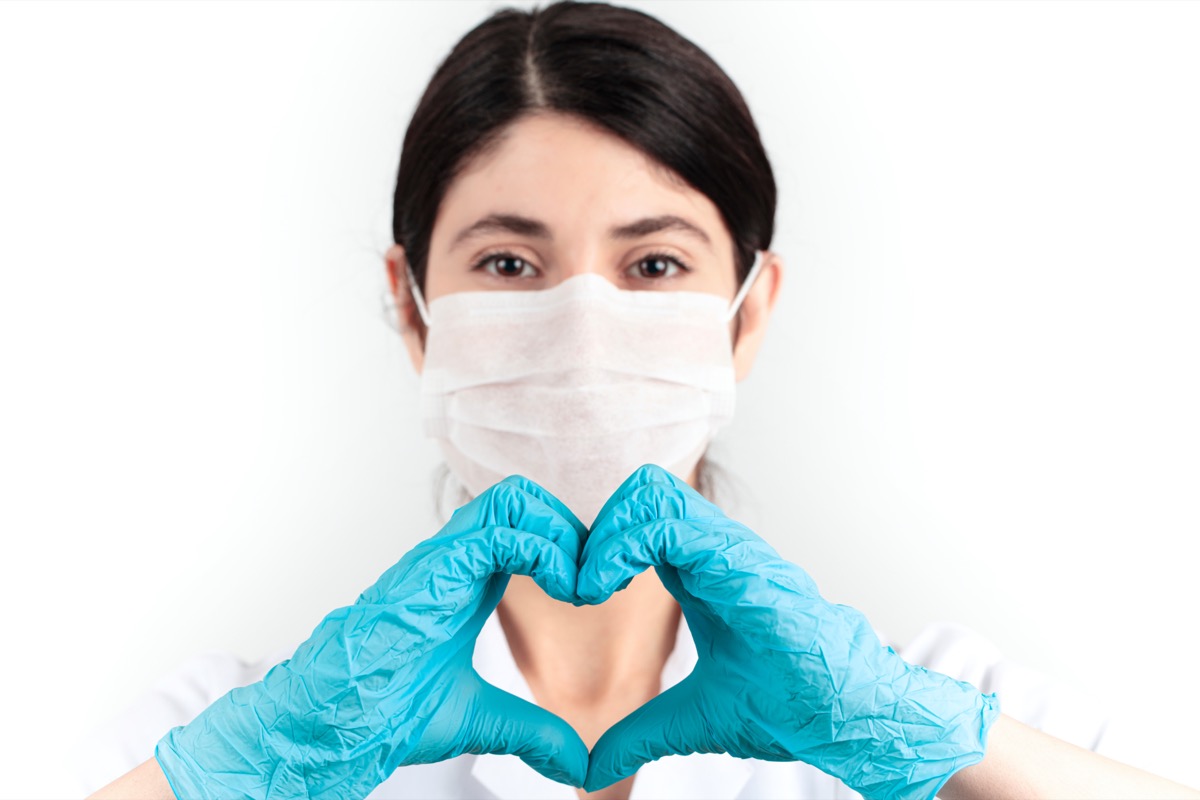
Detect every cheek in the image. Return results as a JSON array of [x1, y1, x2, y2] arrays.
[[699, 266, 741, 302]]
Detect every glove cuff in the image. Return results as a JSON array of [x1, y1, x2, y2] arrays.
[[849, 663, 1002, 800], [154, 681, 291, 799]]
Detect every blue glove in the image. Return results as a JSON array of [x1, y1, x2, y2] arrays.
[[155, 476, 590, 799], [578, 465, 1000, 800]]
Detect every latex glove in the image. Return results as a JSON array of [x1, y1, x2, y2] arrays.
[[154, 476, 589, 799], [578, 465, 1000, 800]]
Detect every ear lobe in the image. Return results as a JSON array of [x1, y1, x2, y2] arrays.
[[731, 253, 784, 382], [384, 244, 427, 375]]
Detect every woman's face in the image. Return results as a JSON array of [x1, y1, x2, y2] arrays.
[[387, 110, 781, 380]]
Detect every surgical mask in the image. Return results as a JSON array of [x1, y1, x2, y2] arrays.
[[405, 252, 763, 527]]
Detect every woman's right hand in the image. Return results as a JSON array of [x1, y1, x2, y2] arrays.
[[154, 475, 589, 799]]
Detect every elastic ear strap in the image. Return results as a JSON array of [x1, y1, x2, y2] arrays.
[[381, 290, 401, 332], [405, 263, 432, 327], [724, 250, 765, 323]]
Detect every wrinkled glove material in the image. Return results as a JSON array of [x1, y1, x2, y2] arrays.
[[155, 477, 590, 799], [579, 464, 1000, 800]]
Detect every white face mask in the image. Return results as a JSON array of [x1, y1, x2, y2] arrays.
[[406, 253, 763, 527]]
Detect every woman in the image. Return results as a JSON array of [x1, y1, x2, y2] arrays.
[[88, 2, 1199, 799]]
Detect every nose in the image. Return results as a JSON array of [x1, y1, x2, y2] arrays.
[[541, 250, 619, 287]]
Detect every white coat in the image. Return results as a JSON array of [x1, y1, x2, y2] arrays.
[[77, 612, 1123, 799]]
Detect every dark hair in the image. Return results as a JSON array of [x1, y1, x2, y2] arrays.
[[392, 0, 776, 316]]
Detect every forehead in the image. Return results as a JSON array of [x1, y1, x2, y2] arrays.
[[456, 112, 683, 185], [432, 112, 728, 243]]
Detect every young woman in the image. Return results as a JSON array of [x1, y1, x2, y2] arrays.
[[88, 3, 1199, 799]]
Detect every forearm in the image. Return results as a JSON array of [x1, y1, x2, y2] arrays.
[[87, 757, 175, 800], [940, 714, 1200, 800]]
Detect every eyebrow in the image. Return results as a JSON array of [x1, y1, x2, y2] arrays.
[[450, 213, 713, 250]]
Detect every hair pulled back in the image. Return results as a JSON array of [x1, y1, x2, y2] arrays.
[[392, 0, 776, 297]]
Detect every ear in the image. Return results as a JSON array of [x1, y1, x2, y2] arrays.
[[384, 244, 427, 375], [731, 251, 784, 382]]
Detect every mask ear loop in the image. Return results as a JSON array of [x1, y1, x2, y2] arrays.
[[723, 250, 765, 323], [404, 263, 433, 328], [381, 290, 402, 333]]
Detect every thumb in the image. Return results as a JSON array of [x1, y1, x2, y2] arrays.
[[469, 680, 589, 787], [584, 676, 711, 792]]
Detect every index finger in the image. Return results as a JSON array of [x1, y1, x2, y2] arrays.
[[577, 514, 805, 609], [581, 468, 722, 571], [440, 477, 587, 566], [587, 464, 698, 536], [498, 474, 587, 563]]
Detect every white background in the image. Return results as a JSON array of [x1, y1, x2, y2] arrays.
[[2, 1, 1198, 795]]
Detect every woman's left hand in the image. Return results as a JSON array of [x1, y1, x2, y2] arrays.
[[577, 464, 1000, 800]]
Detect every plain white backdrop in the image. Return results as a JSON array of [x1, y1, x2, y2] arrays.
[[1, 1, 1197, 795]]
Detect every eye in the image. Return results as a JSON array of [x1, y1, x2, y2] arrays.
[[630, 252, 691, 281], [472, 251, 538, 279]]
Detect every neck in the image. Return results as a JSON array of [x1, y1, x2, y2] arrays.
[[496, 571, 681, 711], [493, 461, 702, 756]]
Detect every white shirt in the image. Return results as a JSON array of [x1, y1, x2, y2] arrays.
[[77, 614, 1116, 799]]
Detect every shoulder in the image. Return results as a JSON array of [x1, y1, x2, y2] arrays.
[[75, 645, 294, 795], [893, 621, 1108, 751]]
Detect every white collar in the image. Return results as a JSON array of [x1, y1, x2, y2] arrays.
[[469, 607, 754, 800]]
